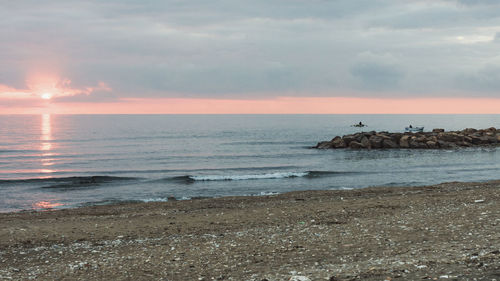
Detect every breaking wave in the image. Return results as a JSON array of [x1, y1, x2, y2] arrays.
[[161, 170, 357, 183]]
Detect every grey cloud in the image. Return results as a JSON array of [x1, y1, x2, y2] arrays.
[[1, 0, 500, 100], [455, 64, 500, 94], [350, 53, 405, 91], [456, 0, 500, 6]]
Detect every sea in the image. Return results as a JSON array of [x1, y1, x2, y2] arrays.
[[0, 114, 499, 213]]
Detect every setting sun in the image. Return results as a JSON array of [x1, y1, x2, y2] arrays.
[[41, 93, 52, 100]]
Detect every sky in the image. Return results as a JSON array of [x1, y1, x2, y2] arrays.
[[1, 0, 500, 114]]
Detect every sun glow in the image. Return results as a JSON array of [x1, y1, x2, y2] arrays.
[[41, 93, 52, 100]]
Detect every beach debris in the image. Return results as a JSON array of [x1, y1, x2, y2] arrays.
[[474, 199, 485, 203]]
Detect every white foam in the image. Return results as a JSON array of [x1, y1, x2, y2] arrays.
[[259, 191, 279, 196], [141, 198, 168, 202], [190, 172, 309, 181]]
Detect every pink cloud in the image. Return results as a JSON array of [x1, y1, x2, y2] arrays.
[[3, 96, 499, 114]]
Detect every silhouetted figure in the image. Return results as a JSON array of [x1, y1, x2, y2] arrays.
[[409, 125, 413, 128]]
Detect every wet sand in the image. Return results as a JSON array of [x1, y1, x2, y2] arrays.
[[1, 180, 499, 280]]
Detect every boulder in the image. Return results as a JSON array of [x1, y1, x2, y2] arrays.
[[437, 140, 459, 149], [354, 133, 365, 143], [487, 136, 498, 144], [369, 135, 384, 148], [382, 139, 399, 148], [315, 127, 500, 150], [342, 135, 355, 146], [331, 137, 346, 148], [478, 136, 490, 144], [457, 141, 472, 147], [360, 136, 371, 149], [316, 141, 332, 149], [349, 141, 363, 149], [363, 131, 376, 138], [390, 133, 403, 144], [399, 135, 410, 148], [438, 132, 463, 142], [462, 128, 477, 135], [426, 141, 438, 149], [410, 140, 427, 149], [470, 136, 482, 145]]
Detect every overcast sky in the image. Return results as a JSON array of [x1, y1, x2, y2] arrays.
[[1, 0, 500, 103]]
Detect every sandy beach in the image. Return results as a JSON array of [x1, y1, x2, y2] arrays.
[[1, 180, 499, 281]]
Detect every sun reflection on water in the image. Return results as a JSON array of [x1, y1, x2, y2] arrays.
[[39, 114, 55, 173], [33, 201, 64, 210]]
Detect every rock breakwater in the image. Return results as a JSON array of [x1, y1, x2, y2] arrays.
[[315, 127, 500, 149]]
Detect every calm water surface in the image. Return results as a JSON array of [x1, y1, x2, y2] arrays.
[[0, 114, 499, 212]]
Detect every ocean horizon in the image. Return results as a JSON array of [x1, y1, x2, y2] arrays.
[[1, 114, 499, 213]]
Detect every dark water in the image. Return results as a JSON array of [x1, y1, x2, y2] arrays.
[[0, 114, 499, 212]]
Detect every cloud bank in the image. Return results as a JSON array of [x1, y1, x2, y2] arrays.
[[1, 0, 500, 102]]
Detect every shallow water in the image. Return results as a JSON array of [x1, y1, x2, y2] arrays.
[[0, 114, 499, 212]]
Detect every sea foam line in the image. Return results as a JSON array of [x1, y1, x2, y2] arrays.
[[189, 172, 309, 181]]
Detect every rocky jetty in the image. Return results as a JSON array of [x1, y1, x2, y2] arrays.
[[315, 127, 500, 149]]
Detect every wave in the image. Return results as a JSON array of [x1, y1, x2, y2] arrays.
[[190, 172, 309, 181], [0, 149, 39, 154], [160, 170, 357, 183], [0, 176, 137, 186]]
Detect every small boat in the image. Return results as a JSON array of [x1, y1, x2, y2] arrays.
[[405, 126, 424, 133], [351, 122, 367, 127]]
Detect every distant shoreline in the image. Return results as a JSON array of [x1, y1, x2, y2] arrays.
[[1, 179, 499, 280]]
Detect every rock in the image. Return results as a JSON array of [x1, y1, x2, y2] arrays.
[[487, 135, 498, 144], [437, 140, 459, 149], [349, 141, 363, 149], [316, 141, 332, 149], [342, 135, 355, 146], [315, 127, 500, 150], [426, 141, 438, 149], [369, 135, 384, 148], [410, 140, 427, 149], [457, 141, 472, 147], [470, 136, 482, 145], [331, 137, 346, 148], [354, 133, 365, 143], [477, 136, 490, 144], [390, 133, 403, 143], [381, 139, 398, 148], [363, 131, 376, 138], [438, 132, 463, 142], [399, 135, 410, 148], [360, 136, 371, 149], [463, 128, 477, 134]]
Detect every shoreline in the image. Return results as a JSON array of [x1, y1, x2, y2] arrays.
[[1, 180, 499, 280]]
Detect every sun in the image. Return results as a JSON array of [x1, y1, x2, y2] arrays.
[[41, 93, 52, 100]]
